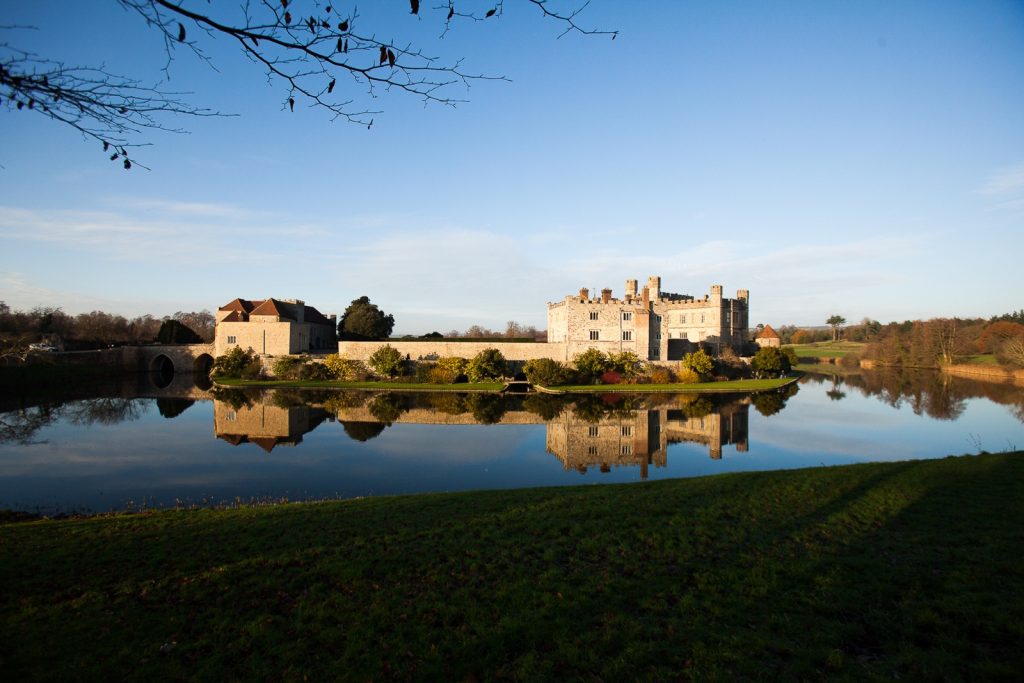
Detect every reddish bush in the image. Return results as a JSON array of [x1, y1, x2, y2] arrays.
[[600, 370, 622, 385]]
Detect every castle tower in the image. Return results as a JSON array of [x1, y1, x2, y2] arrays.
[[647, 276, 661, 301], [625, 279, 638, 301]]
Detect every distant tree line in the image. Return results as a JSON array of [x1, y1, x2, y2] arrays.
[[0, 301, 215, 348], [441, 321, 547, 342]]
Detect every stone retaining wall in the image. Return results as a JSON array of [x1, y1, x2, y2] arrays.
[[338, 340, 570, 363]]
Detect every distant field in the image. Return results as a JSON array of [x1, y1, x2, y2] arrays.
[[963, 354, 999, 365], [786, 341, 866, 358]]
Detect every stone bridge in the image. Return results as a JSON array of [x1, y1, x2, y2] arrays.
[[132, 344, 216, 389]]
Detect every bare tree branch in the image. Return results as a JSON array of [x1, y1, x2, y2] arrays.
[[2, 1, 615, 168]]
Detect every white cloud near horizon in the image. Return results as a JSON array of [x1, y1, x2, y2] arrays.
[[980, 163, 1024, 196]]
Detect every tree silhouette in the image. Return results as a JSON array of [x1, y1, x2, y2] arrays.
[[2, 1, 615, 169], [826, 315, 846, 342]]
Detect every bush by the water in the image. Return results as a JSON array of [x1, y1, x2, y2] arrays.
[[211, 347, 263, 380]]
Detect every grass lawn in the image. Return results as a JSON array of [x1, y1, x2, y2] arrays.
[[3, 452, 1021, 680], [547, 377, 798, 394], [963, 354, 1000, 365], [215, 378, 506, 392], [787, 341, 866, 359]]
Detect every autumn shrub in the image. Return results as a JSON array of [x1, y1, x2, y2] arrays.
[[675, 367, 700, 384], [600, 370, 622, 385], [272, 355, 306, 380], [648, 367, 674, 384], [211, 347, 263, 380], [415, 362, 435, 383], [681, 349, 714, 380], [300, 362, 333, 381], [573, 348, 610, 383], [323, 354, 369, 381], [838, 353, 861, 368], [368, 344, 404, 378], [523, 358, 571, 387]]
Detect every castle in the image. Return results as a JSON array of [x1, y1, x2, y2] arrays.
[[336, 276, 750, 363], [547, 276, 749, 361]]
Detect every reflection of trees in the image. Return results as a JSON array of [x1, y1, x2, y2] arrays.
[[210, 387, 257, 411], [838, 367, 970, 421], [522, 394, 571, 421], [466, 394, 507, 425], [65, 398, 144, 426], [427, 393, 469, 416], [0, 404, 58, 444], [156, 397, 194, 419], [751, 384, 799, 417], [676, 395, 714, 419], [368, 393, 408, 425], [341, 421, 388, 442]]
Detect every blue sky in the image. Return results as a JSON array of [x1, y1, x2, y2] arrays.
[[2, 0, 1022, 334]]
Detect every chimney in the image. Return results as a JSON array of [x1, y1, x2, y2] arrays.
[[579, 288, 590, 301], [642, 286, 650, 307], [601, 288, 612, 304], [625, 279, 638, 299]]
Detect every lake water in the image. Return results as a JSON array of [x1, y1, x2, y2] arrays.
[[1, 368, 1021, 514]]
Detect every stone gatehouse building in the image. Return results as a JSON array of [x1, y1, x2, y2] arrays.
[[215, 298, 336, 357]]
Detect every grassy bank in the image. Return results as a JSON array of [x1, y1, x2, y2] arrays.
[[215, 378, 505, 392], [3, 452, 1022, 680], [547, 376, 798, 394]]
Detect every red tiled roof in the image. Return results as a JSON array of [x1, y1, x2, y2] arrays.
[[219, 310, 245, 323], [756, 324, 780, 339], [219, 298, 333, 327], [250, 298, 288, 319]]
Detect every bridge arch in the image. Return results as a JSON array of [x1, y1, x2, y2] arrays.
[[193, 353, 214, 389], [150, 353, 175, 389]]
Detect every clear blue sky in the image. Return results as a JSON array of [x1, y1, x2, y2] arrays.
[[2, 0, 1022, 333]]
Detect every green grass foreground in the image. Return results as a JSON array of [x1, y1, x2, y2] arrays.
[[549, 376, 798, 393], [215, 378, 505, 392], [3, 453, 1022, 680]]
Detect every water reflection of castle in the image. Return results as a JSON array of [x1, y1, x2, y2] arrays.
[[213, 399, 331, 452], [210, 392, 750, 474], [544, 403, 749, 478]]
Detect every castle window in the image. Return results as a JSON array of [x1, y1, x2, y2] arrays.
[[589, 330, 600, 341], [651, 348, 660, 359], [724, 312, 731, 323], [589, 311, 599, 321], [621, 426, 632, 437], [227, 335, 237, 344], [681, 314, 686, 324], [682, 332, 688, 340], [588, 426, 599, 437], [621, 445, 632, 456], [655, 332, 661, 340], [622, 312, 632, 321], [622, 331, 632, 341], [701, 314, 705, 323], [588, 446, 598, 456]]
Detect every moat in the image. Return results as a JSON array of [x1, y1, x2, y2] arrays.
[[1, 368, 1022, 515]]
